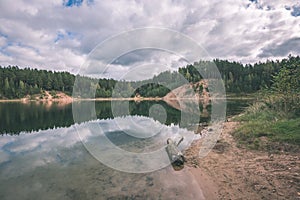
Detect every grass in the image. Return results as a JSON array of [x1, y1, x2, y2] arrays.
[[233, 102, 300, 152], [226, 92, 258, 99], [270, 119, 300, 144]]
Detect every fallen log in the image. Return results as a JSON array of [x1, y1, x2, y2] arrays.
[[166, 137, 185, 166]]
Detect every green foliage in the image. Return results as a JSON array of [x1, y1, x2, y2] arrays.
[[133, 83, 170, 97], [0, 55, 299, 99], [270, 119, 300, 144], [214, 59, 281, 93], [234, 103, 300, 152], [0, 66, 75, 99], [234, 90, 300, 152], [234, 56, 300, 151], [179, 64, 202, 82], [269, 56, 300, 116]]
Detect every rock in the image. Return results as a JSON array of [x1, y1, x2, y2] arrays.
[[146, 176, 154, 187], [269, 154, 274, 159], [254, 185, 267, 191]]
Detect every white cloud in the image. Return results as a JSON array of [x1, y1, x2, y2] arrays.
[[0, 116, 198, 176], [0, 0, 299, 78], [0, 36, 7, 47]]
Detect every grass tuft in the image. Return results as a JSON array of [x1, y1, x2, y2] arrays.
[[233, 102, 300, 152]]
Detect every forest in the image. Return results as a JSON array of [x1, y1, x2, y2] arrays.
[[0, 55, 299, 99], [233, 55, 300, 150]]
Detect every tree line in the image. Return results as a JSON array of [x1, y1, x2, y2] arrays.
[[0, 55, 299, 99], [262, 56, 300, 117], [0, 67, 75, 99], [179, 58, 282, 93]]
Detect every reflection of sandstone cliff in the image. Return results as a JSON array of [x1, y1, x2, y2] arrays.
[[163, 80, 210, 113]]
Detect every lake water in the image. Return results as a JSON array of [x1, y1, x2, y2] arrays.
[[0, 100, 250, 200]]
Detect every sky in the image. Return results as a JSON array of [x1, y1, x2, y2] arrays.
[[0, 0, 299, 79]]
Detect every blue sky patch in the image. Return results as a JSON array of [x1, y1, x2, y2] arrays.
[[291, 5, 300, 17], [63, 0, 83, 7], [54, 30, 78, 43], [54, 32, 65, 43], [63, 0, 93, 7]]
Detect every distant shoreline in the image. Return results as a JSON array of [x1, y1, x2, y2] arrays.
[[0, 97, 163, 103], [0, 80, 257, 103], [0, 96, 254, 103]]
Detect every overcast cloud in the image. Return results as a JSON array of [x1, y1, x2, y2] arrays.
[[0, 0, 299, 79]]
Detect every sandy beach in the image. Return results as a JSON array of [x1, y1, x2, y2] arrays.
[[184, 120, 300, 199]]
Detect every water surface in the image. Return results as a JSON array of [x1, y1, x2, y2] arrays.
[[0, 100, 251, 199]]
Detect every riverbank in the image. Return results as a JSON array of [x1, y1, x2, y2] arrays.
[[185, 120, 300, 199], [0, 91, 73, 103], [0, 95, 253, 103]]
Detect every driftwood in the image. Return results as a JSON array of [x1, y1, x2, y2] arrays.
[[166, 137, 185, 166]]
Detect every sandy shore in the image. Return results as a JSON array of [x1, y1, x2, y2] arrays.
[[0, 97, 163, 102], [185, 120, 300, 200]]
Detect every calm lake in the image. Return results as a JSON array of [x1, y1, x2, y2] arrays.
[[0, 100, 250, 200]]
